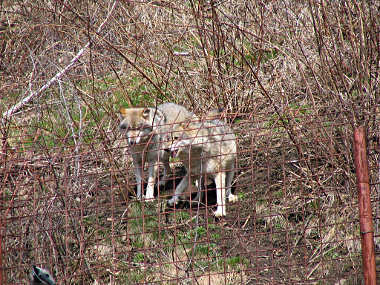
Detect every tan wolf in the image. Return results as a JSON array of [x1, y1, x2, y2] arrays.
[[166, 119, 238, 216], [119, 103, 194, 200]]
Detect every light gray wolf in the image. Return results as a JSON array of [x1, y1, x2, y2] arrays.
[[30, 265, 55, 285], [166, 119, 238, 216], [119, 103, 194, 200]]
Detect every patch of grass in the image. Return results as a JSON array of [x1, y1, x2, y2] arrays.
[[226, 256, 250, 269], [217, 255, 250, 271], [263, 48, 279, 61], [117, 266, 146, 283], [273, 189, 284, 199], [178, 225, 207, 247], [177, 211, 191, 220], [133, 252, 145, 263], [237, 192, 247, 201], [5, 74, 157, 151], [194, 242, 217, 255]]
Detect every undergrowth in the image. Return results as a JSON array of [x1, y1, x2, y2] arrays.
[[1, 1, 378, 284]]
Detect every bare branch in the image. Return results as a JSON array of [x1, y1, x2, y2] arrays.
[[2, 1, 118, 121]]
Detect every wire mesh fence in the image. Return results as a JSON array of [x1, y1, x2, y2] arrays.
[[1, 108, 379, 284], [1, 0, 379, 284]]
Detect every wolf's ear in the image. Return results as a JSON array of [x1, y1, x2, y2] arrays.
[[153, 108, 165, 123], [120, 107, 127, 116], [148, 108, 165, 125], [142, 108, 151, 119]]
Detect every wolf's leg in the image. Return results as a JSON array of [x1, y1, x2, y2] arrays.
[[146, 163, 158, 200], [133, 163, 143, 199], [131, 152, 144, 199], [168, 174, 189, 206], [159, 152, 171, 186], [214, 172, 226, 217], [226, 170, 238, 203], [192, 176, 204, 204]]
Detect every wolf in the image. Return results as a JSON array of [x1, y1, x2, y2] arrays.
[[166, 119, 238, 216], [119, 103, 194, 200]]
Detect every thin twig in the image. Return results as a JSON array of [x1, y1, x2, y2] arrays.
[[2, 1, 118, 121]]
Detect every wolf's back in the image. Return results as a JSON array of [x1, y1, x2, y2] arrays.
[[158, 103, 195, 125]]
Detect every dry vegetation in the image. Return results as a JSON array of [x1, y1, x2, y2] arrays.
[[0, 0, 379, 284]]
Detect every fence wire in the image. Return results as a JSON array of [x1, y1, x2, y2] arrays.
[[1, 110, 379, 284], [0, 0, 379, 284]]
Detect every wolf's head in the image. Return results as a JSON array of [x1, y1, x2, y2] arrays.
[[119, 107, 165, 145], [164, 121, 205, 159]]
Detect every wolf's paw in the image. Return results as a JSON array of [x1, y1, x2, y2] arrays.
[[143, 193, 155, 202], [132, 195, 143, 201], [213, 207, 226, 217], [228, 194, 238, 203], [144, 189, 154, 199], [167, 196, 180, 207], [145, 186, 155, 201]]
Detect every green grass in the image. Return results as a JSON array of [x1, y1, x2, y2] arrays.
[[224, 256, 250, 269], [111, 201, 250, 281], [2, 74, 251, 284], [4, 74, 163, 151]]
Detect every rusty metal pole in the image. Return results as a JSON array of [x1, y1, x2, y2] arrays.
[[0, 216, 2, 285], [353, 126, 377, 285], [0, 136, 6, 285]]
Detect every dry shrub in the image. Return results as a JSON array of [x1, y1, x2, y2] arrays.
[[0, 0, 378, 284]]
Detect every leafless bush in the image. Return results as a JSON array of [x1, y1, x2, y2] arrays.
[[0, 0, 378, 284]]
